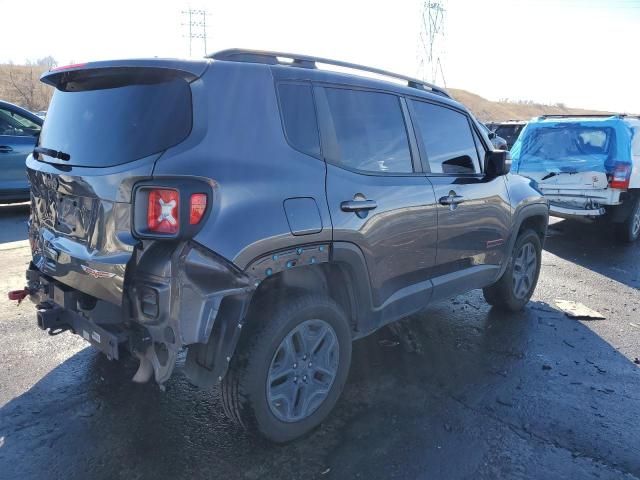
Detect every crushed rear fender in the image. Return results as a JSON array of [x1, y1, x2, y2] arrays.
[[131, 241, 254, 384]]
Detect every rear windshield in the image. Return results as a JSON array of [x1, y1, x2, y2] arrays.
[[513, 125, 616, 173], [38, 72, 192, 167]]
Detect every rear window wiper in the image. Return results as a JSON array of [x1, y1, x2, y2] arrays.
[[33, 146, 71, 161], [541, 170, 577, 181]]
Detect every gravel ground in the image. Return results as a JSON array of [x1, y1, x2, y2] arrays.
[[0, 204, 639, 480]]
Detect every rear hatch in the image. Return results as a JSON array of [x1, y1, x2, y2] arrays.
[[28, 59, 207, 305], [511, 121, 633, 205]]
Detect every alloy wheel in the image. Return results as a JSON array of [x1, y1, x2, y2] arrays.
[[267, 319, 339, 423], [512, 241, 537, 299]]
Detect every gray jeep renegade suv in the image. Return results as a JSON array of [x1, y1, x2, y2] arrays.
[[18, 49, 548, 442]]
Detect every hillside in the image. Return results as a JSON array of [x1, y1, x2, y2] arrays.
[[449, 88, 610, 122]]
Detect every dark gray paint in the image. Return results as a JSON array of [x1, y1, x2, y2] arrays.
[[24, 55, 548, 388], [283, 197, 323, 236]]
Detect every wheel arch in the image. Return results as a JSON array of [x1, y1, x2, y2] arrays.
[[496, 202, 549, 279], [245, 242, 375, 339]]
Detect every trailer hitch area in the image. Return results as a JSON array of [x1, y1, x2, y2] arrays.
[[8, 287, 34, 305], [36, 304, 69, 335]]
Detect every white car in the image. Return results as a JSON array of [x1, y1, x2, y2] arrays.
[[511, 114, 640, 242]]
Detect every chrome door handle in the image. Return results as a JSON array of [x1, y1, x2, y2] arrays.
[[340, 199, 378, 212], [0, 146, 14, 153], [439, 194, 465, 206]]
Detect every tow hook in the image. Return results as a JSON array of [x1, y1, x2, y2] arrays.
[[7, 287, 34, 305]]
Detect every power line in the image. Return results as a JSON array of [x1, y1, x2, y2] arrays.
[[181, 8, 210, 57], [417, 1, 447, 87]]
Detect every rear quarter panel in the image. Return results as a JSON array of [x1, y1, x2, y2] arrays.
[[152, 61, 332, 269]]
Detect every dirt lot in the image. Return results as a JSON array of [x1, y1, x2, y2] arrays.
[[0, 203, 639, 480]]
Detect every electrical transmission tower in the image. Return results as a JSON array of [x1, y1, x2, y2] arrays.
[[182, 8, 210, 57], [417, 0, 447, 87]]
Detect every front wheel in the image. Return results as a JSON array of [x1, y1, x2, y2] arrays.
[[221, 295, 352, 443], [483, 229, 542, 312]]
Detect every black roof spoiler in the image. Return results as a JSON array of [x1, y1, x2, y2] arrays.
[[40, 58, 210, 87], [209, 48, 450, 98]]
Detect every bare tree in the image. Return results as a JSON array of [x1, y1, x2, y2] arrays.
[[35, 56, 58, 70], [4, 58, 56, 111]]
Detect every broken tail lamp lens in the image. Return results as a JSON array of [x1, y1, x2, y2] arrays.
[[147, 189, 180, 234], [610, 163, 631, 190], [189, 193, 207, 225]]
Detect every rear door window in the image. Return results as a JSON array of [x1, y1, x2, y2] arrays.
[[410, 101, 480, 174], [277, 83, 320, 157], [319, 88, 413, 174], [38, 72, 192, 167]]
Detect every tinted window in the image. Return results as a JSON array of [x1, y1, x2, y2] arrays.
[[323, 88, 412, 173], [278, 83, 320, 157], [411, 101, 480, 174], [38, 74, 191, 167], [0, 107, 41, 137]]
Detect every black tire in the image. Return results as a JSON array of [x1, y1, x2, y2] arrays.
[[221, 295, 352, 443], [483, 229, 542, 312], [614, 196, 640, 243]]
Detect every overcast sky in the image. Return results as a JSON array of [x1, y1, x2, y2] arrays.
[[2, 0, 639, 112]]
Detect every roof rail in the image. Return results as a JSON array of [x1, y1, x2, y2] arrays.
[[538, 114, 638, 119], [209, 48, 450, 98]]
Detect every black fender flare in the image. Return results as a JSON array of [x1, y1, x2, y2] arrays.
[[330, 242, 378, 338], [496, 202, 549, 279]]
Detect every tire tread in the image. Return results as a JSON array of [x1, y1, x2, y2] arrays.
[[220, 294, 350, 442]]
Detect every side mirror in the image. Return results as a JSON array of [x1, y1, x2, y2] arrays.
[[485, 150, 511, 177]]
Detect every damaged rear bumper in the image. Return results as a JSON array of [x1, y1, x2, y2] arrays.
[[542, 188, 623, 219], [549, 204, 606, 218], [25, 241, 255, 386]]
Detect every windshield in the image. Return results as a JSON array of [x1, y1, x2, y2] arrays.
[[512, 124, 617, 174], [38, 73, 192, 167]]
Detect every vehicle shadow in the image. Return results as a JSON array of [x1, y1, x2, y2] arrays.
[[543, 218, 640, 289], [0, 202, 30, 244], [1, 296, 639, 479]]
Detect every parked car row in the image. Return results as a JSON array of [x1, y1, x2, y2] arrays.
[[480, 122, 508, 150], [486, 120, 527, 150]]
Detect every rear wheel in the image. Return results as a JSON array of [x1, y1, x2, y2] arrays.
[[483, 229, 542, 312], [614, 196, 640, 243], [221, 295, 351, 443]]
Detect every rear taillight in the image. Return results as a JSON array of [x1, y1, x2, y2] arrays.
[[609, 163, 631, 190], [189, 193, 207, 225], [147, 189, 180, 234], [134, 182, 210, 239]]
